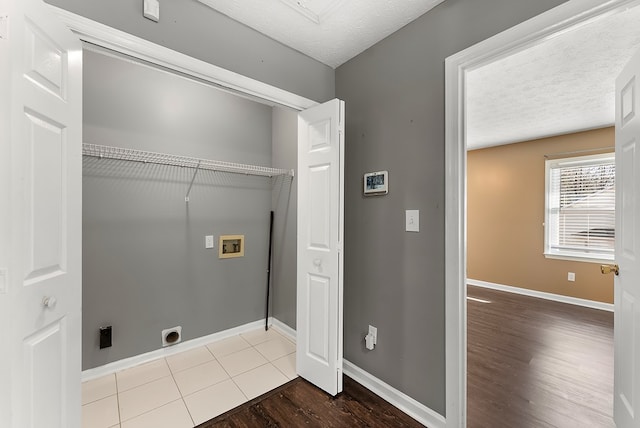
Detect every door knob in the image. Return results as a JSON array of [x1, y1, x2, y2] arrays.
[[42, 296, 57, 308], [600, 264, 619, 276]]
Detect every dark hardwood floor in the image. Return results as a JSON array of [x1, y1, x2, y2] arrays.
[[467, 285, 614, 428], [197, 375, 425, 427], [196, 285, 613, 428]]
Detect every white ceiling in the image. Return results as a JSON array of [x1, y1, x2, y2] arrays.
[[196, 1, 640, 150], [466, 6, 640, 150], [197, 0, 445, 68]]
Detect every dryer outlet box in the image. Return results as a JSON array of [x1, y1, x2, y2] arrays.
[[162, 326, 182, 347]]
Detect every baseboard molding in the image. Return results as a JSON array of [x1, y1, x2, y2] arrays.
[[266, 322, 445, 427], [467, 278, 614, 312], [82, 318, 445, 428], [274, 324, 445, 428], [343, 360, 446, 428], [82, 318, 271, 382], [269, 317, 296, 342]]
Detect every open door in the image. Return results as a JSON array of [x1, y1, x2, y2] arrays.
[[296, 98, 344, 396], [613, 48, 640, 428], [0, 0, 82, 426]]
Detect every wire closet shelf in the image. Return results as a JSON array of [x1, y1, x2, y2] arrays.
[[82, 143, 294, 178]]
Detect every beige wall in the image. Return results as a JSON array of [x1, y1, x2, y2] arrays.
[[467, 127, 614, 304]]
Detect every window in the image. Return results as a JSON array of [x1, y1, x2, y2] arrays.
[[544, 152, 615, 262]]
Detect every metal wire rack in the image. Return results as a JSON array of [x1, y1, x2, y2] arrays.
[[82, 143, 293, 178], [82, 143, 294, 202]]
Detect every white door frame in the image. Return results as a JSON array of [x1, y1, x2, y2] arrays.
[[51, 7, 318, 112], [444, 0, 639, 426]]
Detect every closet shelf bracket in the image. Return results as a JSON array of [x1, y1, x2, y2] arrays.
[[185, 161, 201, 203]]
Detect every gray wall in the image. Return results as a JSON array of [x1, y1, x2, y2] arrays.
[[46, 0, 335, 103], [270, 107, 298, 329], [336, 0, 567, 415], [82, 50, 275, 369]]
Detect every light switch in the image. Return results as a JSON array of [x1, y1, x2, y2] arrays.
[[205, 235, 214, 249], [406, 210, 419, 232]]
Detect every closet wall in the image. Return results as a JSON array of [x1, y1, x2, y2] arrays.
[[271, 107, 298, 329], [82, 49, 278, 370]]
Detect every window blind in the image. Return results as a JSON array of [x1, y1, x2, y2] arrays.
[[546, 155, 615, 259]]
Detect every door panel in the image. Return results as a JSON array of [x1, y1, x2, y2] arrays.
[[25, 319, 67, 428], [1, 0, 82, 426], [307, 274, 330, 362], [24, 19, 67, 99], [297, 99, 344, 396], [24, 111, 66, 282], [309, 164, 332, 249], [614, 47, 640, 428]]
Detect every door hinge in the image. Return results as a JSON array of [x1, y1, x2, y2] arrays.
[[0, 16, 8, 40], [0, 267, 7, 294]]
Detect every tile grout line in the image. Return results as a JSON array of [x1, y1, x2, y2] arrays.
[[114, 373, 122, 427], [176, 345, 219, 427], [214, 338, 249, 402], [84, 329, 293, 427], [164, 356, 196, 428], [114, 359, 173, 394], [119, 397, 189, 428]]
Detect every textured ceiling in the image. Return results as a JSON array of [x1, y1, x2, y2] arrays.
[[466, 6, 640, 150], [197, 0, 445, 68]]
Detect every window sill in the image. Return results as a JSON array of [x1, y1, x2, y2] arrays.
[[544, 253, 614, 264]]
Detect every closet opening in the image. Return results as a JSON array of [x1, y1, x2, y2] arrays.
[[80, 44, 302, 423]]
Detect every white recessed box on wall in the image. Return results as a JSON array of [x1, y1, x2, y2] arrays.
[[219, 235, 245, 259]]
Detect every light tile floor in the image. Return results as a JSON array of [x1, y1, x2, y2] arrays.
[[82, 328, 297, 428]]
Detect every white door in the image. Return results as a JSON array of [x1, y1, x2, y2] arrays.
[[297, 98, 344, 396], [614, 48, 640, 428], [0, 0, 82, 426]]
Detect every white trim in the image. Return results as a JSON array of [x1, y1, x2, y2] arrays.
[[544, 253, 614, 264], [49, 6, 318, 111], [82, 316, 444, 427], [343, 360, 446, 428], [445, 1, 639, 426], [467, 278, 614, 312], [274, 322, 444, 427], [269, 317, 297, 342], [544, 152, 616, 262], [82, 318, 269, 382]]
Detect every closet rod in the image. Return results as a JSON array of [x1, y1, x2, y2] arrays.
[[82, 143, 294, 178]]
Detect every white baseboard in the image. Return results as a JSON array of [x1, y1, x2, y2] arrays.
[[269, 319, 445, 428], [343, 360, 446, 428], [467, 278, 614, 312], [82, 318, 445, 428], [82, 318, 270, 382], [269, 317, 296, 342]]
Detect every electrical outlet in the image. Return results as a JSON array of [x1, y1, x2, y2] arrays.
[[568, 272, 575, 282], [365, 325, 378, 350], [205, 235, 214, 249], [100, 326, 112, 349], [368, 325, 377, 345]]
